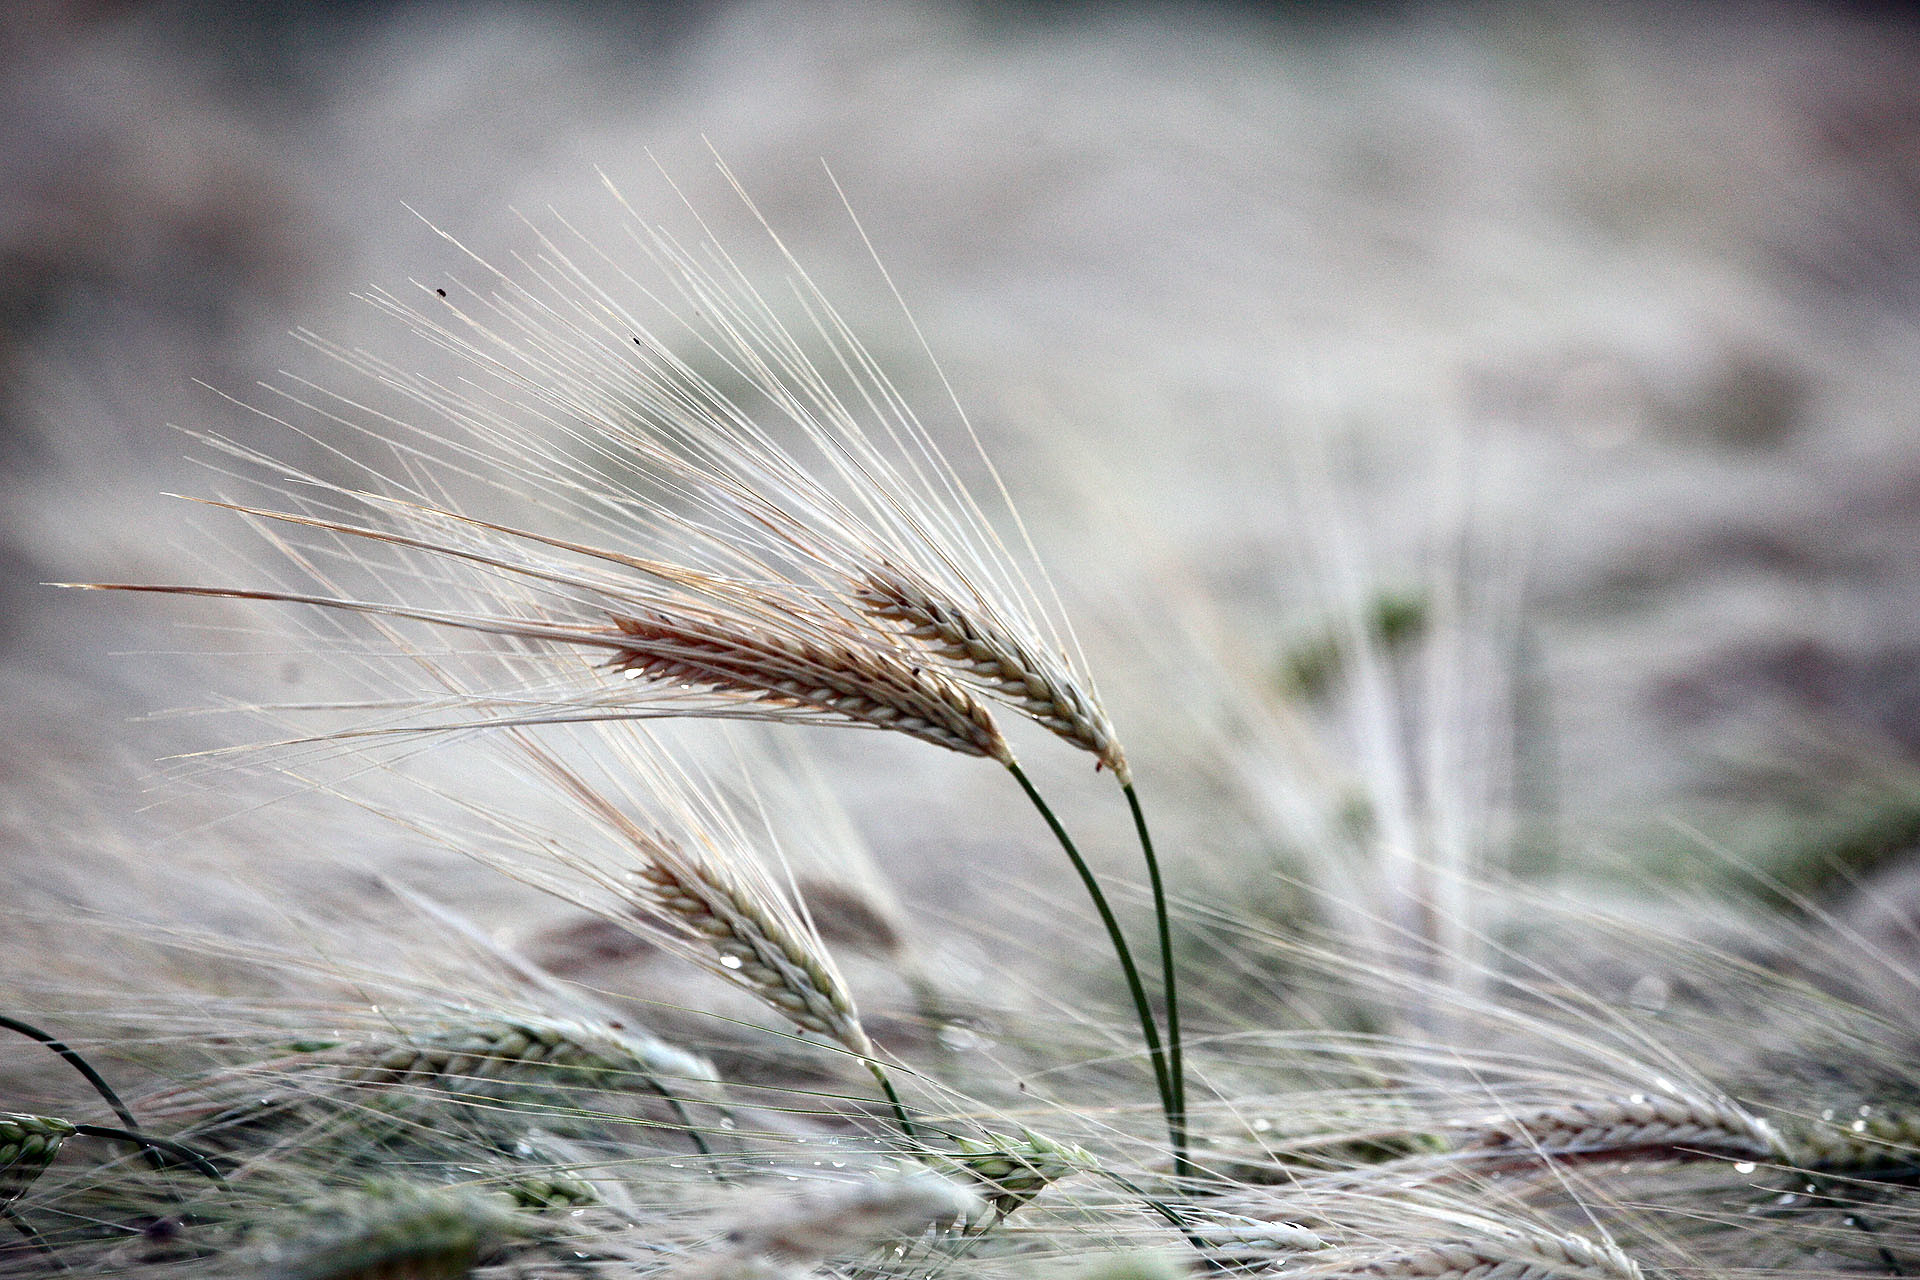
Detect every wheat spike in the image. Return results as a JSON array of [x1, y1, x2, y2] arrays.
[[931, 1128, 1100, 1218], [1335, 1231, 1646, 1280], [251, 1181, 526, 1280], [1779, 1106, 1920, 1174], [516, 738, 877, 1056], [856, 561, 1126, 781], [608, 605, 1010, 763], [628, 838, 875, 1058], [345, 1013, 719, 1095], [1190, 1212, 1331, 1269], [689, 1170, 980, 1278], [1459, 1092, 1778, 1165]]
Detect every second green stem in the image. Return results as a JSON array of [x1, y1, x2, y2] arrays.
[[1006, 762, 1182, 1176]]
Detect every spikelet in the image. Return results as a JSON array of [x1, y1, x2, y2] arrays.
[[0, 1112, 75, 1207]]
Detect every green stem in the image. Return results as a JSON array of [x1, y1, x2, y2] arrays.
[[870, 1061, 920, 1144], [1097, 1170, 1210, 1253], [637, 1079, 728, 1180], [1006, 762, 1176, 1159], [1124, 780, 1191, 1184], [71, 1124, 227, 1187], [0, 1015, 171, 1177], [0, 1016, 143, 1136]]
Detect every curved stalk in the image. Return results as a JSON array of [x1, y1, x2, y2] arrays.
[[70, 1124, 228, 1188], [0, 1015, 178, 1179], [1005, 762, 1176, 1162], [0, 1016, 144, 1138], [1123, 780, 1191, 1184]]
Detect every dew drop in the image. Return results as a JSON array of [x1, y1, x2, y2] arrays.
[[720, 955, 743, 970], [1627, 974, 1669, 1013], [938, 1023, 986, 1052]]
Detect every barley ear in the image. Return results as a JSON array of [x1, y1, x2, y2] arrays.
[[1779, 1106, 1920, 1175], [855, 563, 1127, 781], [0, 1114, 75, 1209], [935, 1128, 1101, 1218], [251, 1181, 527, 1280], [1458, 1092, 1779, 1166], [1335, 1229, 1647, 1280], [629, 845, 876, 1061], [609, 607, 1013, 763]]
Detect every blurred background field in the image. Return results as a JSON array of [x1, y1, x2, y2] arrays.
[[7, 0, 1920, 1043]]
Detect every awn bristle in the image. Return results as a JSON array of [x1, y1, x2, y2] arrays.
[[856, 562, 1127, 781], [609, 607, 1011, 764], [1459, 1093, 1778, 1165]]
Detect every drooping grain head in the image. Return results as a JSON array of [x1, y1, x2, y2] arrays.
[[855, 562, 1127, 782], [936, 1128, 1101, 1217], [249, 1181, 525, 1280], [1458, 1092, 1779, 1167], [1, 1112, 76, 1208], [1339, 1231, 1647, 1280], [609, 606, 1011, 764], [690, 1171, 981, 1277], [629, 844, 877, 1059]]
